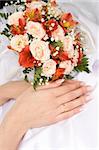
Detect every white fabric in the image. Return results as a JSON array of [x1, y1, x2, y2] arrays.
[[0, 1, 99, 150]]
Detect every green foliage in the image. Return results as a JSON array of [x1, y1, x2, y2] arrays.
[[23, 68, 33, 83], [23, 68, 33, 74], [64, 75, 74, 80], [51, 40, 63, 49], [0, 12, 11, 37], [0, 12, 9, 19], [24, 75, 29, 82], [27, 34, 33, 41], [74, 55, 90, 73], [33, 67, 43, 90], [1, 26, 11, 37]]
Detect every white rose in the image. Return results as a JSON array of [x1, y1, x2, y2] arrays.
[[63, 37, 74, 58], [52, 25, 65, 42], [60, 60, 74, 75], [26, 1, 46, 9], [8, 12, 24, 26], [30, 39, 50, 62], [42, 59, 56, 77], [26, 21, 46, 39], [10, 35, 29, 52]]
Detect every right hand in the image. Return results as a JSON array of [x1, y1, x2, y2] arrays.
[[0, 80, 93, 150], [9, 79, 92, 129]]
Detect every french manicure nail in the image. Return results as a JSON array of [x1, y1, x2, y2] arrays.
[[86, 86, 93, 92], [80, 82, 86, 86], [86, 95, 93, 101], [80, 106, 85, 111]]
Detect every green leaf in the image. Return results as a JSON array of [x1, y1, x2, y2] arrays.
[[23, 68, 33, 74], [64, 75, 74, 80], [24, 75, 29, 82], [51, 40, 63, 49], [74, 55, 90, 73], [1, 29, 11, 37], [0, 12, 9, 19], [6, 24, 10, 29]]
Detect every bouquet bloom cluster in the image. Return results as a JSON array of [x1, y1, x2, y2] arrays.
[[1, 0, 90, 89]]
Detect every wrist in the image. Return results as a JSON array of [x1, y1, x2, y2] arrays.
[[0, 107, 27, 150]]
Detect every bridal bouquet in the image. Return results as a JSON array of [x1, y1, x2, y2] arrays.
[[1, 0, 90, 89]]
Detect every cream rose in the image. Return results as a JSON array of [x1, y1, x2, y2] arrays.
[[26, 1, 46, 9], [26, 21, 46, 39], [52, 25, 65, 42], [30, 39, 50, 62], [60, 60, 74, 75], [8, 12, 24, 26], [42, 59, 56, 77], [10, 35, 29, 52]]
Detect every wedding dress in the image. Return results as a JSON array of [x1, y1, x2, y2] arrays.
[[0, 0, 99, 150]]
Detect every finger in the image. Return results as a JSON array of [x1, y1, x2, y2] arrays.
[[55, 106, 83, 123], [37, 79, 64, 90], [57, 85, 92, 105], [50, 81, 83, 97], [64, 80, 84, 84], [57, 94, 92, 114]]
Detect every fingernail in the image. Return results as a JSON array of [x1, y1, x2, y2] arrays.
[[86, 86, 93, 92], [80, 81, 86, 86], [80, 106, 85, 111], [86, 95, 93, 102], [56, 79, 64, 84]]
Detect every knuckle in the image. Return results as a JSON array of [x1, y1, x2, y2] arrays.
[[78, 82, 81, 87], [72, 100, 78, 107], [80, 87, 84, 94], [81, 95, 86, 104], [67, 102, 74, 110], [49, 91, 56, 98], [67, 84, 72, 90], [81, 87, 87, 94], [74, 82, 80, 88], [76, 97, 83, 106]]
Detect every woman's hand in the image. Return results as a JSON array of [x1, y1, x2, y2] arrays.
[[15, 80, 92, 128], [0, 81, 30, 105], [0, 80, 93, 150]]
